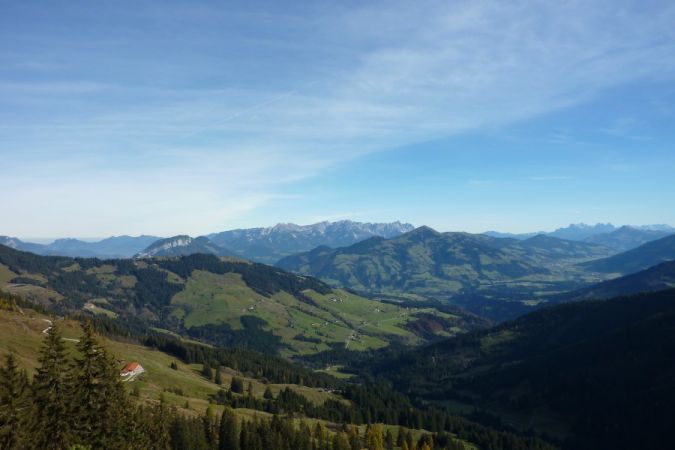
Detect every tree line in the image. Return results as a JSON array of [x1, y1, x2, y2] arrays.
[[0, 320, 462, 450]]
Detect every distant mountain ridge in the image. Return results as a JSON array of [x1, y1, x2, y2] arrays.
[[277, 226, 614, 318], [580, 233, 675, 275], [563, 260, 675, 301], [582, 225, 672, 251], [208, 220, 415, 264], [485, 222, 673, 245], [0, 220, 413, 262], [0, 235, 160, 259], [135, 235, 228, 258]]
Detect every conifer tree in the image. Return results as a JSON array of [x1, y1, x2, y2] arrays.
[[146, 402, 172, 450], [96, 349, 131, 449], [203, 405, 219, 450], [0, 353, 28, 449], [396, 426, 405, 447], [384, 429, 394, 450], [215, 366, 223, 385], [366, 423, 384, 450], [332, 431, 351, 450], [219, 407, 239, 450], [70, 321, 106, 445], [230, 376, 244, 394], [347, 424, 360, 450], [202, 361, 213, 379], [405, 430, 415, 450], [263, 386, 274, 400], [28, 322, 73, 450]]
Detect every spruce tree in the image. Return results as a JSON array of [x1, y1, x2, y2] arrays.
[[70, 321, 105, 445], [366, 424, 384, 450], [215, 366, 223, 385], [384, 429, 394, 450], [202, 361, 213, 379], [97, 349, 131, 450], [203, 405, 218, 450], [219, 407, 239, 450], [396, 426, 405, 447], [230, 376, 243, 394], [29, 322, 73, 450], [332, 431, 351, 450], [263, 386, 274, 400], [0, 353, 28, 449]]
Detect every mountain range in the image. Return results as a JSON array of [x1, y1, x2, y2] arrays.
[[4, 221, 671, 262], [0, 234, 160, 259], [277, 226, 620, 318], [0, 243, 479, 357], [207, 220, 415, 264], [485, 222, 673, 250], [134, 235, 228, 258], [563, 259, 675, 301], [1, 220, 415, 262], [580, 233, 675, 274]]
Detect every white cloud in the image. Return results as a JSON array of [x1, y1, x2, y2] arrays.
[[2, 0, 675, 235]]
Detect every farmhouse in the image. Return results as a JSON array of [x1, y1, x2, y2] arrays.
[[120, 361, 145, 378]]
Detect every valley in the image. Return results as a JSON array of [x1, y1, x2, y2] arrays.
[[0, 245, 478, 362], [1, 220, 674, 450]]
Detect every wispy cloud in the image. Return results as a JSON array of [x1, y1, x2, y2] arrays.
[[528, 176, 572, 181], [2, 0, 675, 235]]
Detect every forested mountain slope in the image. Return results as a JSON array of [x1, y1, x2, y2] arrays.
[[0, 244, 477, 359], [580, 233, 675, 274], [208, 220, 415, 264], [278, 227, 613, 319], [371, 289, 675, 449]]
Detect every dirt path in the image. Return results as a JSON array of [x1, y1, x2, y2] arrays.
[[41, 319, 79, 343]]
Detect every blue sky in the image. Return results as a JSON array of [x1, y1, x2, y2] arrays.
[[2, 0, 675, 238]]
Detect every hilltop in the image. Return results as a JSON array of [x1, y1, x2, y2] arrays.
[[208, 220, 415, 264], [278, 227, 614, 319], [0, 244, 479, 359], [135, 235, 228, 258]]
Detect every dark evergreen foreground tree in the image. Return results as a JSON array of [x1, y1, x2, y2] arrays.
[[28, 322, 72, 450], [0, 353, 28, 449], [0, 318, 556, 450]]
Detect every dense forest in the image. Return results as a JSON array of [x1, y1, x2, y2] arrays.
[[0, 319, 554, 450], [368, 289, 675, 450]]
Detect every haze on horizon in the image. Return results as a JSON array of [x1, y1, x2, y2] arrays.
[[2, 1, 675, 238]]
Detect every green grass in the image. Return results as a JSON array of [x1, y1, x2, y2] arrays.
[[0, 263, 17, 283], [167, 272, 458, 356], [0, 308, 341, 415]]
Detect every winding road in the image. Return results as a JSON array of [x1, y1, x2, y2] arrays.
[[41, 319, 80, 343]]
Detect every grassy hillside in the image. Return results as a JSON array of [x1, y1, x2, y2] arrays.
[[0, 306, 342, 416], [0, 246, 475, 359], [169, 269, 463, 356], [0, 300, 547, 450], [278, 227, 613, 319]]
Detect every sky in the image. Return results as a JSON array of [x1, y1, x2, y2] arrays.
[[2, 0, 675, 238]]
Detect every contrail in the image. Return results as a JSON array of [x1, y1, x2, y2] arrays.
[[179, 88, 300, 139]]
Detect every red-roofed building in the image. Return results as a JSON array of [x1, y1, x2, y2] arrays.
[[120, 362, 145, 377]]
